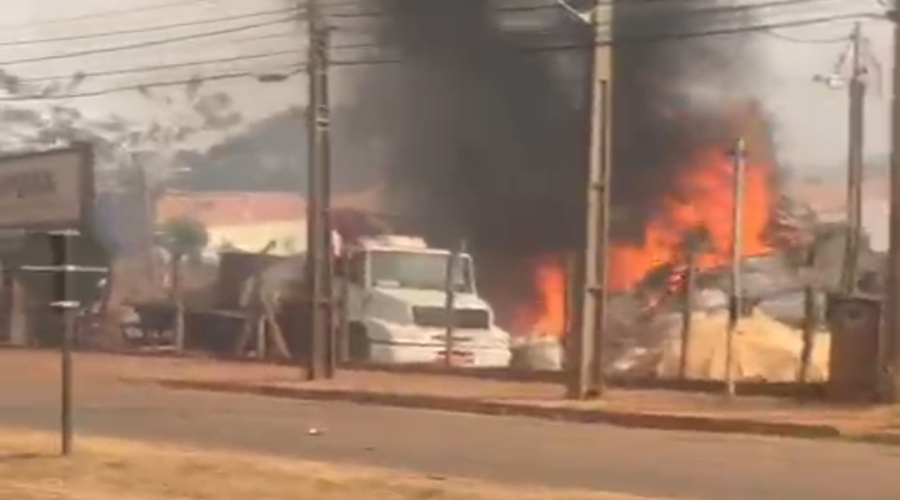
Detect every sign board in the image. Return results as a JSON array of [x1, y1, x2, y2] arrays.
[[0, 145, 93, 231]]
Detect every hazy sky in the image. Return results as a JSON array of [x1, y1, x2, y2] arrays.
[[0, 0, 891, 170]]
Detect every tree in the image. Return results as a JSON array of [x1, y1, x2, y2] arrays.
[[159, 217, 209, 352], [0, 67, 245, 193]]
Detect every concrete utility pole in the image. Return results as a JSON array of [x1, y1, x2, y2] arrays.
[[305, 0, 334, 381], [841, 22, 867, 294], [567, 0, 612, 400], [724, 137, 747, 399], [883, 3, 900, 403], [679, 249, 697, 380]]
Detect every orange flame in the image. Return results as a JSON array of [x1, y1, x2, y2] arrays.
[[515, 142, 774, 335], [513, 255, 568, 337], [609, 147, 772, 291]]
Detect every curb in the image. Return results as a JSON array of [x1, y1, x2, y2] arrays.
[[153, 379, 842, 440]]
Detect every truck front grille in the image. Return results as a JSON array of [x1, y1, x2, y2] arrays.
[[412, 306, 490, 330]]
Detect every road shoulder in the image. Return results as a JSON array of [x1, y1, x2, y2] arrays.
[[0, 428, 661, 500]]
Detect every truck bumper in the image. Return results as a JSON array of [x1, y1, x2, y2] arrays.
[[369, 342, 512, 368]]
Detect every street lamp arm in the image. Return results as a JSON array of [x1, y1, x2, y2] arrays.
[[552, 0, 592, 25]]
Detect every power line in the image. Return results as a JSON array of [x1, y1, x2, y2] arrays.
[[20, 50, 304, 82], [0, 0, 214, 30], [0, 0, 861, 69], [321, 0, 841, 17], [324, 9, 883, 52], [0, 16, 296, 67], [0, 7, 299, 47], [0, 10, 883, 101], [522, 11, 883, 51], [15, 42, 383, 83], [763, 27, 854, 44], [0, 65, 306, 101], [323, 0, 868, 39]]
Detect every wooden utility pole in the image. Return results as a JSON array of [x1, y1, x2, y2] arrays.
[[841, 22, 867, 294], [883, 5, 900, 403], [568, 0, 612, 400], [724, 137, 747, 399], [305, 0, 334, 380]]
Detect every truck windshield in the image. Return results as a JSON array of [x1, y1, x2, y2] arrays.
[[369, 250, 474, 293]]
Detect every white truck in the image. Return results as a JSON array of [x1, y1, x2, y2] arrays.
[[338, 235, 512, 367]]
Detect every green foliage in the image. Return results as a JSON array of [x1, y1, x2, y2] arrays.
[[160, 217, 209, 257]]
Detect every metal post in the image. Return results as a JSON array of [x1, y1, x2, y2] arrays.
[[442, 241, 464, 368], [883, 5, 900, 403], [50, 232, 73, 456], [725, 138, 746, 398], [305, 0, 332, 380], [842, 22, 866, 294]]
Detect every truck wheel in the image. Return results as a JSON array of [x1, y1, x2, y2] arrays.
[[348, 323, 370, 362]]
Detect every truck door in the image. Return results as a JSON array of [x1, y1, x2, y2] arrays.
[[345, 250, 369, 322]]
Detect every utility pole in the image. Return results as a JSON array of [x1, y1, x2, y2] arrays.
[[305, 0, 333, 381], [841, 22, 867, 294], [724, 137, 746, 399], [679, 248, 697, 380], [567, 0, 611, 400], [133, 156, 157, 284], [883, 3, 900, 403]]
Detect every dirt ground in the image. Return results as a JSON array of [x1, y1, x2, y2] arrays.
[[0, 429, 661, 500]]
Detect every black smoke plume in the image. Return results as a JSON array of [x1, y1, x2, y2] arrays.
[[611, 0, 765, 240], [345, 0, 763, 252], [344, 0, 592, 254], [343, 0, 767, 326]]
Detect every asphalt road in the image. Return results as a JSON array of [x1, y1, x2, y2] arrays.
[[1, 377, 899, 500]]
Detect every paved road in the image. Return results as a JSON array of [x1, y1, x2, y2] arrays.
[[1, 377, 899, 500]]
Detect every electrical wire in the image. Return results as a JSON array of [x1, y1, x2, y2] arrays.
[[508, 10, 883, 51], [321, 0, 874, 44], [762, 27, 854, 44], [0, 9, 882, 100], [319, 0, 841, 16], [0, 0, 858, 65], [0, 65, 306, 101], [0, 16, 296, 67], [16, 42, 385, 83], [0, 7, 300, 47], [0, 0, 215, 30], [20, 50, 304, 82]]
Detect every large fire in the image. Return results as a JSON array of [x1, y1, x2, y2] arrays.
[[517, 140, 774, 338], [609, 146, 773, 290]]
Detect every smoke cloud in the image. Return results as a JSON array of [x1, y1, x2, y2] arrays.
[[342, 0, 771, 318], [344, 0, 592, 254], [610, 0, 768, 240], [346, 0, 767, 252]]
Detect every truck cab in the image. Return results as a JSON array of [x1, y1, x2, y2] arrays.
[[340, 235, 511, 367]]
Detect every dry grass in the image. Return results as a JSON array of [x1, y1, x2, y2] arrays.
[[0, 429, 667, 500]]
